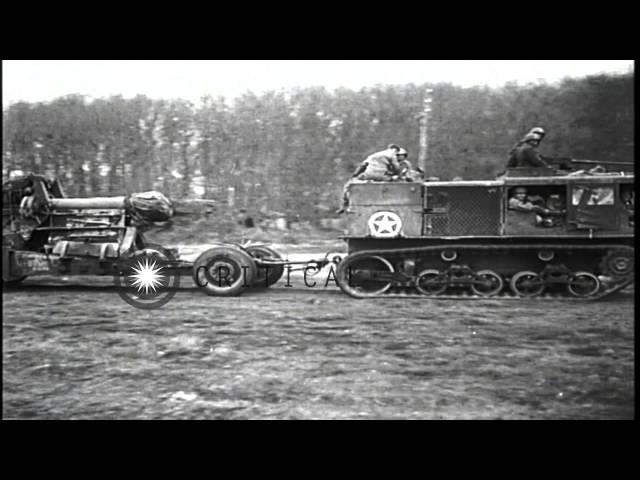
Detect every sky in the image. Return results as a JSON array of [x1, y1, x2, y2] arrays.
[[2, 60, 634, 106]]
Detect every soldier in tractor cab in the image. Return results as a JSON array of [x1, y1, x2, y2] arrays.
[[508, 186, 566, 227]]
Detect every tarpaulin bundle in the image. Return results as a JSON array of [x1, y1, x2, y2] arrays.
[[126, 191, 174, 223]]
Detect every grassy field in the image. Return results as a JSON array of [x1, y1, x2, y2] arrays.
[[2, 273, 634, 420]]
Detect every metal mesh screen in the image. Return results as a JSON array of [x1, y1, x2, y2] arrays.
[[448, 187, 500, 235], [425, 215, 449, 235], [425, 186, 501, 236]]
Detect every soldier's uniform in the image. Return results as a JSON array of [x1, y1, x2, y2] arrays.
[[508, 196, 542, 213], [506, 128, 548, 168], [356, 147, 402, 180], [338, 146, 403, 213], [507, 139, 549, 168], [509, 188, 565, 227], [398, 159, 424, 182]]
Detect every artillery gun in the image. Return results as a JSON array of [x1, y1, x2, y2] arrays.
[[2, 173, 331, 296]]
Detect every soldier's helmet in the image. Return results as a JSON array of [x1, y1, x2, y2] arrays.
[[523, 133, 541, 144], [397, 148, 408, 157], [530, 127, 546, 137], [547, 194, 563, 209], [513, 187, 528, 195]]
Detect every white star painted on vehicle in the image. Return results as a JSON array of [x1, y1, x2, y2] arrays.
[[373, 214, 398, 234], [368, 211, 402, 237], [129, 257, 165, 295]]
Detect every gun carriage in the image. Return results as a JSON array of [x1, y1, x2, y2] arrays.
[[2, 174, 333, 296]]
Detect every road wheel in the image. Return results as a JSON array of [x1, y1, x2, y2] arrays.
[[510, 271, 545, 297], [415, 269, 447, 295], [567, 271, 600, 298], [245, 245, 284, 288], [193, 246, 256, 296], [471, 269, 504, 297], [336, 254, 395, 298]]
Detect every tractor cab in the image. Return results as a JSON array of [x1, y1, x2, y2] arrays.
[[503, 171, 634, 236]]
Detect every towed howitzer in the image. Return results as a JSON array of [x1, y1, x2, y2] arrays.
[[3, 173, 176, 282], [2, 173, 331, 296], [17, 187, 173, 227]]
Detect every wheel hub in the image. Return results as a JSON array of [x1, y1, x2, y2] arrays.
[[208, 260, 237, 283]]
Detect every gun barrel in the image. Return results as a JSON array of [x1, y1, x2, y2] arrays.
[[49, 196, 127, 210], [571, 159, 634, 166]]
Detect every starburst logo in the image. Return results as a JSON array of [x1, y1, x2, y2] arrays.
[[114, 244, 180, 309], [130, 257, 165, 295]]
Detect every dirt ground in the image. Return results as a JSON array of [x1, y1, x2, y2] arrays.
[[2, 260, 634, 420]]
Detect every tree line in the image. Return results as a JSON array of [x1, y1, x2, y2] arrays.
[[2, 73, 633, 221]]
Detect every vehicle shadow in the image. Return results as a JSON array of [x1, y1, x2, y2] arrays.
[[2, 281, 343, 296]]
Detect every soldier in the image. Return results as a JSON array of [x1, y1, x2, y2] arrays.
[[351, 144, 403, 181], [337, 144, 404, 213], [506, 127, 545, 166], [506, 131, 549, 168], [508, 187, 544, 213], [529, 126, 546, 140], [508, 187, 565, 227], [506, 127, 576, 172], [396, 148, 424, 182], [542, 193, 567, 227]]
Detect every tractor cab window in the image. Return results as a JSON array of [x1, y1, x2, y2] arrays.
[[571, 186, 614, 206], [506, 185, 567, 229], [568, 184, 619, 230]]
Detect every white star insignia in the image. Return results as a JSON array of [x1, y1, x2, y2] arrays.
[[368, 211, 402, 237]]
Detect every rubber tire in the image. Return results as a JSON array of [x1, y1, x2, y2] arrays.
[[192, 246, 256, 296], [245, 245, 285, 288]]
